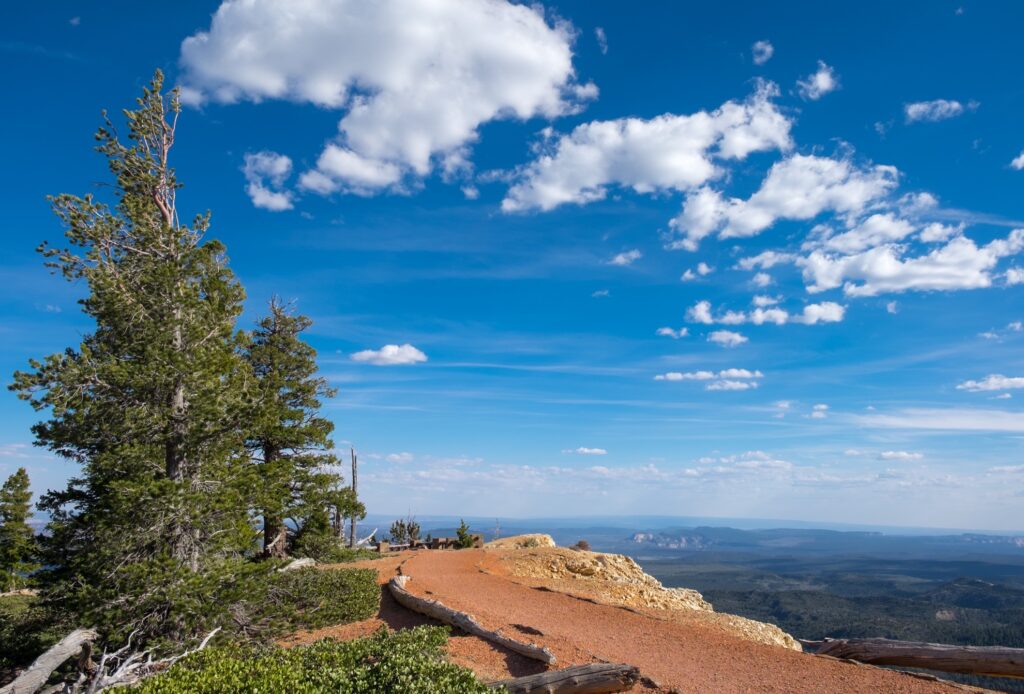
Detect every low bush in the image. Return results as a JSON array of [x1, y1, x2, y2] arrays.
[[133, 626, 490, 693], [571, 540, 591, 551], [297, 545, 379, 564], [0, 594, 66, 683]]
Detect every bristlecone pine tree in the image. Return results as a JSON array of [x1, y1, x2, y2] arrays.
[[0, 467, 38, 591], [10, 71, 256, 642], [245, 298, 342, 558]]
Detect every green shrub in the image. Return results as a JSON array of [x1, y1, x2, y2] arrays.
[[297, 545, 379, 564], [0, 594, 66, 678], [133, 626, 490, 693], [51, 560, 380, 655]]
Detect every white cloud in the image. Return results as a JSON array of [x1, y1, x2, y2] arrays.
[[1009, 321, 1023, 332], [655, 369, 762, 391], [386, 452, 415, 463], [351, 343, 428, 366], [753, 295, 779, 307], [810, 403, 829, 419], [858, 407, 1024, 432], [595, 27, 608, 54], [1006, 268, 1024, 285], [904, 99, 976, 123], [681, 269, 697, 281], [564, 447, 608, 455], [697, 262, 714, 276], [822, 213, 916, 253], [990, 465, 1024, 474], [69, 16, 81, 26], [669, 155, 898, 250], [886, 301, 899, 314], [687, 300, 714, 324], [752, 272, 774, 287], [181, 0, 592, 196], [956, 374, 1024, 392], [919, 221, 964, 243], [706, 379, 758, 391], [609, 249, 642, 266], [656, 327, 689, 339], [684, 300, 843, 326], [243, 151, 295, 210], [503, 82, 792, 213], [1011, 151, 1024, 170], [793, 301, 846, 324], [708, 329, 748, 348], [796, 61, 839, 101], [738, 250, 795, 270], [802, 229, 1024, 296], [751, 40, 774, 65], [880, 450, 924, 460], [591, 289, 610, 298]]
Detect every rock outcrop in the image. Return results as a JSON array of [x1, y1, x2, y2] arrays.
[[486, 536, 800, 651]]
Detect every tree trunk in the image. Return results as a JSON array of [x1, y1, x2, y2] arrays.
[[0, 628, 97, 694], [388, 575, 556, 665], [261, 444, 286, 558], [810, 638, 1024, 678], [490, 663, 641, 693], [262, 514, 287, 559]]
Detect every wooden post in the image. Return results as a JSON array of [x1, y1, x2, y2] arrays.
[[388, 575, 556, 665], [810, 638, 1024, 678], [349, 448, 357, 548], [490, 663, 642, 693]]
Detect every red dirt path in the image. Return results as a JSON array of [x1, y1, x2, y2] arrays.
[[286, 549, 970, 693]]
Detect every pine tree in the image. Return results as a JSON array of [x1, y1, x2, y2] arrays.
[[0, 468, 38, 590], [245, 299, 341, 558], [10, 71, 255, 641]]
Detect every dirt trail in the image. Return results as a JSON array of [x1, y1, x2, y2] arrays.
[[396, 548, 963, 694]]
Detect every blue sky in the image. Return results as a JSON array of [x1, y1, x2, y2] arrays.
[[2, 1, 1023, 531]]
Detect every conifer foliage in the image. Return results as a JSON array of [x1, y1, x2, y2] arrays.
[[245, 299, 341, 558], [0, 468, 38, 590], [9, 71, 358, 647]]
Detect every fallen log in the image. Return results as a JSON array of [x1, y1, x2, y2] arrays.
[[388, 575, 556, 665], [0, 628, 97, 694], [490, 663, 641, 693], [811, 637, 1024, 678]]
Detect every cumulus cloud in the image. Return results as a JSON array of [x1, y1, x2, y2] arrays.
[[904, 99, 976, 123], [386, 452, 415, 463], [180, 0, 592, 196], [1007, 268, 1024, 285], [880, 450, 924, 460], [1012, 151, 1024, 170], [956, 374, 1024, 392], [609, 249, 642, 266], [751, 40, 774, 65], [656, 327, 689, 339], [351, 343, 428, 365], [243, 151, 295, 210], [683, 300, 844, 326], [595, 27, 608, 54], [752, 272, 774, 287], [796, 61, 839, 100], [655, 368, 762, 390], [564, 446, 608, 455], [668, 155, 898, 250], [886, 301, 899, 314], [810, 403, 829, 419], [802, 229, 1024, 296], [708, 329, 748, 348], [502, 82, 792, 212]]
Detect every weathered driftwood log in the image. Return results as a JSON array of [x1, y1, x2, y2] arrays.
[[0, 628, 97, 694], [278, 557, 316, 572], [490, 663, 641, 693], [811, 638, 1024, 678], [388, 575, 556, 665]]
